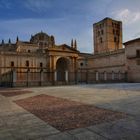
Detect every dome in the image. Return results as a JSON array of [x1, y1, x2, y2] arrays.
[[30, 31, 55, 48]]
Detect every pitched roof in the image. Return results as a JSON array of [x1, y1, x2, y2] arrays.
[[123, 38, 140, 45]]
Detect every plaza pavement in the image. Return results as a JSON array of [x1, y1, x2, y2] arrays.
[[0, 83, 140, 140]]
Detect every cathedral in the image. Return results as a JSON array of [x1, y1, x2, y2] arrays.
[[0, 17, 140, 87]]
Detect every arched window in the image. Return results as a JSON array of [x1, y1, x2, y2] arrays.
[[98, 31, 100, 36], [112, 22, 114, 27], [101, 30, 104, 35], [26, 60, 29, 67], [136, 50, 140, 57], [113, 29, 115, 34], [11, 61, 14, 67], [100, 37, 102, 43], [116, 30, 119, 35], [114, 37, 117, 42], [40, 62, 43, 67]]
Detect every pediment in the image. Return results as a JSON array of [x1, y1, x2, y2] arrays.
[[56, 44, 79, 52]]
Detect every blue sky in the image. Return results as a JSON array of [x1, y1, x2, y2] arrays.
[[0, 0, 140, 53]]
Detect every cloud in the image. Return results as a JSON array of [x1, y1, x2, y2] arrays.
[[133, 32, 140, 38], [111, 9, 140, 25], [24, 0, 52, 12], [0, 0, 12, 9]]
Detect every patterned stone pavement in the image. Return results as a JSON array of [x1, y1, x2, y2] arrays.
[[0, 83, 140, 140]]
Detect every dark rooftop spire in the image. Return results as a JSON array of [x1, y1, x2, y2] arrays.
[[8, 38, 11, 46], [71, 39, 73, 47], [74, 39, 77, 49], [16, 36, 19, 42], [1, 39, 4, 46]]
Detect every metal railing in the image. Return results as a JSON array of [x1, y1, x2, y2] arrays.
[[0, 68, 127, 87]]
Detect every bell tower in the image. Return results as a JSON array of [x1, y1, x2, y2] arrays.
[[93, 17, 122, 54]]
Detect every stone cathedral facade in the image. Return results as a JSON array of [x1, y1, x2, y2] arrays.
[[0, 17, 140, 87]]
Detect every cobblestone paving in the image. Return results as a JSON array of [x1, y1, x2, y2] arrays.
[[0, 83, 140, 140], [15, 94, 126, 132]]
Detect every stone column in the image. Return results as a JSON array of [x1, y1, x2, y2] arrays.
[[118, 72, 121, 80], [96, 72, 99, 81], [41, 71, 44, 81], [112, 72, 114, 80], [86, 70, 88, 84], [65, 70, 68, 83], [40, 70, 44, 86], [49, 55, 53, 72], [54, 70, 57, 82], [74, 57, 78, 84], [26, 68, 30, 87], [104, 72, 107, 81], [12, 69, 16, 87]]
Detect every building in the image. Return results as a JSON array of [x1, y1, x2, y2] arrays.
[[0, 32, 79, 86], [124, 38, 140, 82], [79, 17, 140, 83], [93, 18, 122, 54], [0, 17, 140, 87]]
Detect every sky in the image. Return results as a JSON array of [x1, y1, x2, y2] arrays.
[[0, 0, 140, 53]]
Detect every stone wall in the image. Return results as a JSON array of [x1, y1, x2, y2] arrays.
[[87, 49, 125, 73], [0, 52, 47, 74], [125, 40, 140, 82]]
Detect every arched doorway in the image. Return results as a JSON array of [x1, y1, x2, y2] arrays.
[[56, 57, 69, 81]]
